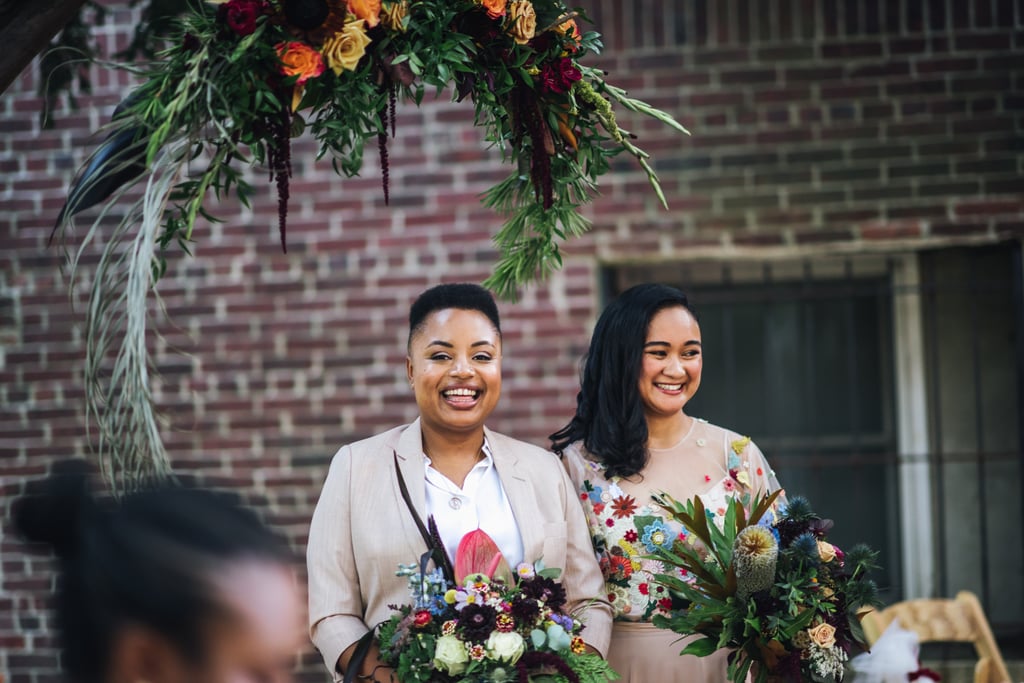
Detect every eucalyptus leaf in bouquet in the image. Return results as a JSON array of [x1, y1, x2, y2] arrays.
[[648, 493, 882, 683]]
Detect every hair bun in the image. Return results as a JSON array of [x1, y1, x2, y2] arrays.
[[14, 459, 97, 557]]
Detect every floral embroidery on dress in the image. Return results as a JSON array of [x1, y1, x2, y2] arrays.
[[610, 495, 637, 519], [574, 432, 775, 622]]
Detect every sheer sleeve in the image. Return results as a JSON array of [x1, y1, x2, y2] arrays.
[[742, 437, 787, 521], [558, 441, 605, 557]]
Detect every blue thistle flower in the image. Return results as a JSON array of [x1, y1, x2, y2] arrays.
[[780, 496, 815, 522], [791, 532, 820, 565]]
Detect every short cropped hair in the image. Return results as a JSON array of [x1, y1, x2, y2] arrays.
[[407, 283, 502, 348]]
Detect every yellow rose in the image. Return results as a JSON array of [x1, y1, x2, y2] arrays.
[[346, 0, 381, 27], [322, 17, 372, 75], [807, 622, 837, 649], [380, 0, 408, 30], [479, 0, 507, 18], [506, 1, 536, 44], [817, 540, 836, 563]]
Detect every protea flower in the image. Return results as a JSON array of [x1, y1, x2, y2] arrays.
[[734, 525, 778, 601]]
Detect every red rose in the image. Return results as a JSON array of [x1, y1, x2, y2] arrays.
[[538, 57, 582, 94], [413, 610, 432, 628], [658, 597, 673, 611], [219, 0, 265, 36]]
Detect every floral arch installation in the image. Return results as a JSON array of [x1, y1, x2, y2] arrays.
[[53, 0, 688, 492]]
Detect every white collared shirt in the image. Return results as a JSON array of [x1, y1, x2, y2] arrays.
[[424, 439, 525, 569]]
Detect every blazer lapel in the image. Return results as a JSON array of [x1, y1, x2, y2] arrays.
[[487, 427, 543, 564], [393, 419, 431, 555]]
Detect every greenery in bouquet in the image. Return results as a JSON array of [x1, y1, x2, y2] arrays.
[[377, 531, 618, 682], [648, 493, 882, 683], [55, 0, 688, 492]]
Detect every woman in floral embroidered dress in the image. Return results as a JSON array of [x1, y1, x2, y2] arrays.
[[551, 283, 785, 683]]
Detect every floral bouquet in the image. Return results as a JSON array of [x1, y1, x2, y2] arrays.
[[55, 0, 689, 492], [377, 530, 618, 682], [648, 492, 882, 683]]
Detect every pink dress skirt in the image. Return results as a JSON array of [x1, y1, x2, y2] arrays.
[[607, 621, 731, 683]]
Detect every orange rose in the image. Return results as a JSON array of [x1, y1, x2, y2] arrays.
[[506, 1, 535, 44], [276, 41, 325, 85], [479, 0, 506, 18], [556, 16, 581, 49], [347, 0, 380, 27], [807, 622, 837, 649]]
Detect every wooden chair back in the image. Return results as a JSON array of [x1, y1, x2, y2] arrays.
[[862, 591, 1012, 683]]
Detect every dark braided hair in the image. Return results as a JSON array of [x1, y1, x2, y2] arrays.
[[550, 283, 695, 479], [13, 459, 290, 683]]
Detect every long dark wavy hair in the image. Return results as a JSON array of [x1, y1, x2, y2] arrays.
[[550, 283, 694, 479]]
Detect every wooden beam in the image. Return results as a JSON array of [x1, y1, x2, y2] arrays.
[[0, 0, 88, 95]]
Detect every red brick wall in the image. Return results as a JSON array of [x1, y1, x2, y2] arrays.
[[2, 1, 1022, 681]]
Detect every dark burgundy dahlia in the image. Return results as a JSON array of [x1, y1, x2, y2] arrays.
[[519, 576, 567, 611], [459, 603, 497, 643]]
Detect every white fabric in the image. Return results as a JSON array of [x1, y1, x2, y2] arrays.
[[847, 619, 921, 683], [424, 438, 525, 568]]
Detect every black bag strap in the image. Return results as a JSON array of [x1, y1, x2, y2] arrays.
[[341, 629, 376, 683], [342, 452, 441, 683], [393, 450, 455, 584]]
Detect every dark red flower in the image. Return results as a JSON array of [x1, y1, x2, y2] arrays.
[[412, 610, 432, 628], [459, 603, 497, 643], [510, 594, 541, 625], [519, 575, 567, 611], [537, 57, 582, 94], [219, 0, 266, 36]]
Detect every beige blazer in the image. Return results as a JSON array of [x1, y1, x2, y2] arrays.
[[307, 419, 613, 678]]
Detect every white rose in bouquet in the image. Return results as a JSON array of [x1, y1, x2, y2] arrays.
[[486, 631, 526, 663], [433, 634, 469, 675]]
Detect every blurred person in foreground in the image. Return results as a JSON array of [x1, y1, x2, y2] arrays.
[[13, 459, 304, 683], [552, 283, 785, 682], [307, 283, 612, 682]]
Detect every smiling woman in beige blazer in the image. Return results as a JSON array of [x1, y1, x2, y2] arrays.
[[307, 283, 612, 683]]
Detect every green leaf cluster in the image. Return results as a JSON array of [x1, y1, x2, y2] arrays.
[[648, 491, 880, 683], [54, 0, 691, 489], [70, 0, 688, 299]]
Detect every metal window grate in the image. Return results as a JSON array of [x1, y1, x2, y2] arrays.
[[607, 241, 1024, 650]]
